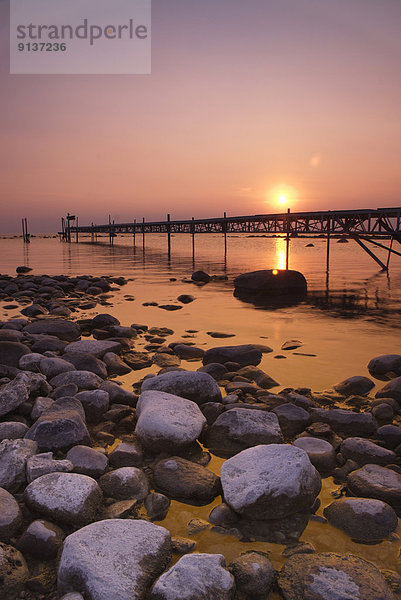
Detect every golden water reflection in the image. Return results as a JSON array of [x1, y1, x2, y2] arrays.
[[275, 236, 287, 270]]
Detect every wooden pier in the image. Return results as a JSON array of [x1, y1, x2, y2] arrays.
[[61, 207, 401, 272]]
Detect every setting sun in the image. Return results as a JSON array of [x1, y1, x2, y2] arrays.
[[278, 194, 287, 205]]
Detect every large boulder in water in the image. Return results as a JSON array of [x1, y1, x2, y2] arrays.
[[234, 269, 307, 303], [220, 444, 321, 520], [141, 371, 222, 405], [368, 354, 401, 381], [24, 319, 81, 341], [203, 345, 262, 368], [347, 464, 401, 509]]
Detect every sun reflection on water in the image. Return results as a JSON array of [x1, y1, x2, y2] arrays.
[[275, 237, 287, 270]]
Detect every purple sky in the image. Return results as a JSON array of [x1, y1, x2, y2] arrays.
[[1, 0, 400, 232]]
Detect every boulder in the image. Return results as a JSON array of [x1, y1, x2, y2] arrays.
[[58, 519, 171, 600], [17, 519, 64, 559], [0, 487, 22, 541], [203, 345, 262, 368], [99, 467, 149, 500], [66, 446, 109, 478], [64, 340, 121, 358], [368, 354, 401, 381], [141, 371, 222, 405], [278, 552, 396, 600], [376, 377, 401, 404], [234, 269, 307, 299], [109, 442, 143, 469], [323, 498, 398, 542], [333, 375, 375, 396], [103, 352, 131, 375], [205, 408, 283, 457], [0, 371, 47, 417], [172, 345, 205, 360], [23, 319, 81, 341], [191, 270, 211, 283], [39, 356, 76, 379], [24, 472, 102, 525], [347, 464, 401, 508], [153, 457, 221, 504], [26, 452, 73, 482], [0, 341, 30, 368], [91, 313, 120, 329], [50, 370, 103, 390], [377, 425, 401, 449], [220, 444, 321, 519], [228, 551, 275, 599], [62, 352, 108, 379], [0, 438, 38, 492], [75, 390, 110, 423], [340, 437, 396, 466], [136, 391, 206, 453], [0, 542, 29, 598], [293, 438, 336, 474], [198, 363, 228, 381], [100, 381, 138, 406], [272, 403, 311, 437], [145, 493, 171, 521], [19, 352, 43, 372], [149, 553, 235, 600], [0, 421, 29, 441], [310, 408, 377, 436]]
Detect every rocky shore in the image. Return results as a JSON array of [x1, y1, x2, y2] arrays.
[[0, 271, 401, 599]]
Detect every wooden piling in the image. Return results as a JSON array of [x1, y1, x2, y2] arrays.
[[326, 218, 331, 272], [142, 217, 145, 251], [133, 219, 136, 247], [191, 217, 195, 264], [76, 217, 79, 243], [108, 215, 112, 245], [167, 213, 171, 259], [286, 208, 290, 270], [223, 211, 227, 257]]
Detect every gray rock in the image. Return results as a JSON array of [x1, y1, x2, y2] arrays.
[[50, 382, 79, 400], [50, 370, 103, 390], [323, 498, 398, 542], [293, 437, 336, 474], [64, 339, 121, 358], [124, 351, 153, 370], [171, 537, 196, 554], [0, 438, 38, 492], [141, 370, 222, 405], [26, 452, 73, 482], [368, 354, 401, 381], [150, 553, 235, 600], [59, 594, 85, 600], [153, 457, 221, 504], [24, 318, 81, 341], [145, 493, 171, 520], [235, 365, 277, 389], [31, 396, 55, 420], [206, 408, 283, 457], [66, 446, 109, 478], [221, 444, 321, 519], [198, 363, 228, 381], [0, 371, 47, 417], [347, 464, 401, 508], [173, 344, 205, 360], [24, 472, 102, 525], [103, 352, 131, 375], [109, 441, 143, 468], [377, 425, 401, 449], [75, 390, 110, 423], [99, 467, 149, 500], [0, 487, 22, 541], [0, 421, 29, 441], [19, 352, 43, 372], [31, 334, 68, 353], [203, 345, 262, 367], [341, 437, 396, 466], [376, 377, 401, 404], [91, 313, 120, 328], [136, 390, 206, 453], [333, 375, 375, 396], [0, 542, 29, 597], [100, 380, 138, 406], [273, 403, 311, 437], [310, 408, 377, 436], [229, 551, 275, 599], [278, 552, 397, 600], [62, 352, 108, 379], [17, 519, 64, 559], [39, 356, 76, 379], [0, 341, 31, 368], [58, 519, 171, 600]]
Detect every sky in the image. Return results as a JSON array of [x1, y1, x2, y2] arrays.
[[0, 0, 401, 233]]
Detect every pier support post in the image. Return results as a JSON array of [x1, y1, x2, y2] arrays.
[[223, 211, 227, 257], [142, 217, 145, 251], [91, 223, 94, 243], [191, 217, 195, 266], [76, 217, 79, 243], [326, 218, 331, 272], [387, 236, 394, 270], [133, 219, 136, 247], [108, 215, 112, 245], [286, 208, 290, 270], [167, 213, 171, 259]]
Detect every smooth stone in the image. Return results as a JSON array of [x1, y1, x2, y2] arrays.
[[58, 519, 171, 600], [173, 344, 205, 360], [310, 408, 377, 436], [341, 437, 396, 466], [177, 295, 195, 304], [19, 352, 43, 372], [64, 339, 121, 358], [234, 269, 307, 298], [333, 375, 375, 396], [368, 354, 401, 381], [205, 408, 283, 457], [24, 472, 102, 525], [99, 467, 149, 501], [62, 352, 108, 379], [136, 390, 206, 453], [31, 397, 55, 420], [221, 444, 321, 519], [26, 452, 73, 482], [278, 552, 397, 600], [153, 457, 221, 504], [17, 519, 64, 559], [91, 313, 120, 329], [149, 553, 235, 600], [347, 464, 401, 508], [66, 446, 109, 478], [235, 365, 277, 389], [75, 390, 110, 423], [171, 537, 196, 554], [376, 377, 401, 404], [0, 329, 25, 342], [59, 595, 85, 600], [109, 441, 143, 468], [0, 341, 31, 368], [377, 425, 401, 449], [50, 382, 78, 400], [31, 334, 68, 353], [0, 371, 47, 417], [203, 345, 262, 367], [0, 542, 29, 597], [0, 438, 38, 492], [229, 551, 275, 599], [100, 380, 138, 406], [273, 403, 311, 437], [0, 487, 23, 541], [191, 270, 211, 283], [0, 421, 29, 441], [23, 319, 81, 341], [198, 363, 228, 381], [372, 402, 394, 424], [39, 356, 76, 379], [153, 353, 181, 368], [141, 370, 222, 405], [293, 437, 336, 474], [323, 498, 398, 542], [101, 499, 138, 520], [201, 402, 225, 425], [281, 340, 303, 351], [145, 493, 171, 520], [103, 352, 131, 375], [50, 370, 103, 390]]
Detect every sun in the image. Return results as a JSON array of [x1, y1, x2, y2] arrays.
[[265, 184, 299, 209], [278, 194, 287, 205]]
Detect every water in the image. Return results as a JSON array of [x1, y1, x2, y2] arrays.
[[1, 233, 401, 584]]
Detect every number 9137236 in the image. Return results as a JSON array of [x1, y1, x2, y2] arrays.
[[18, 43, 67, 51]]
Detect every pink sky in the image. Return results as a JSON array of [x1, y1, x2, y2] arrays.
[[0, 0, 401, 232]]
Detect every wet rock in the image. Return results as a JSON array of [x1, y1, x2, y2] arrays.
[[377, 425, 401, 449], [0, 421, 28, 441], [368, 354, 401, 381], [173, 344, 205, 360], [293, 437, 336, 475], [278, 552, 397, 600], [141, 370, 222, 405], [209, 503, 239, 527], [159, 304, 183, 312], [66, 445, 109, 478], [341, 437, 396, 466], [171, 537, 196, 554], [235, 365, 276, 389], [191, 270, 211, 283], [198, 363, 228, 381], [58, 519, 171, 600], [24, 318, 81, 341], [0, 542, 29, 597], [229, 551, 275, 599], [50, 370, 103, 390], [334, 375, 375, 396], [273, 403, 311, 437], [62, 352, 108, 379], [177, 294, 195, 304], [26, 452, 73, 482], [372, 402, 394, 424], [101, 499, 138, 520], [282, 542, 316, 557], [376, 377, 401, 404], [201, 402, 225, 425], [31, 334, 68, 353], [109, 441, 143, 468], [99, 467, 149, 500], [0, 371, 46, 417], [24, 472, 102, 525], [153, 456, 221, 504], [64, 339, 121, 358], [310, 408, 377, 436], [100, 380, 138, 406], [0, 341, 31, 368], [150, 553, 235, 600], [50, 383, 78, 400], [136, 390, 206, 453], [153, 352, 181, 367], [31, 397, 55, 420], [205, 408, 283, 457], [91, 313, 120, 329], [221, 444, 321, 519], [145, 493, 171, 520], [75, 389, 110, 423], [19, 352, 43, 372], [203, 345, 262, 368], [207, 332, 235, 338], [0, 487, 22, 541], [281, 340, 302, 351], [17, 519, 64, 559], [0, 438, 38, 492], [124, 351, 153, 370], [323, 498, 398, 542], [39, 356, 76, 379], [347, 464, 401, 508], [103, 352, 131, 375]]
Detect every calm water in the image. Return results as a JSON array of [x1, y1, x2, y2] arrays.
[[1, 233, 401, 585]]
